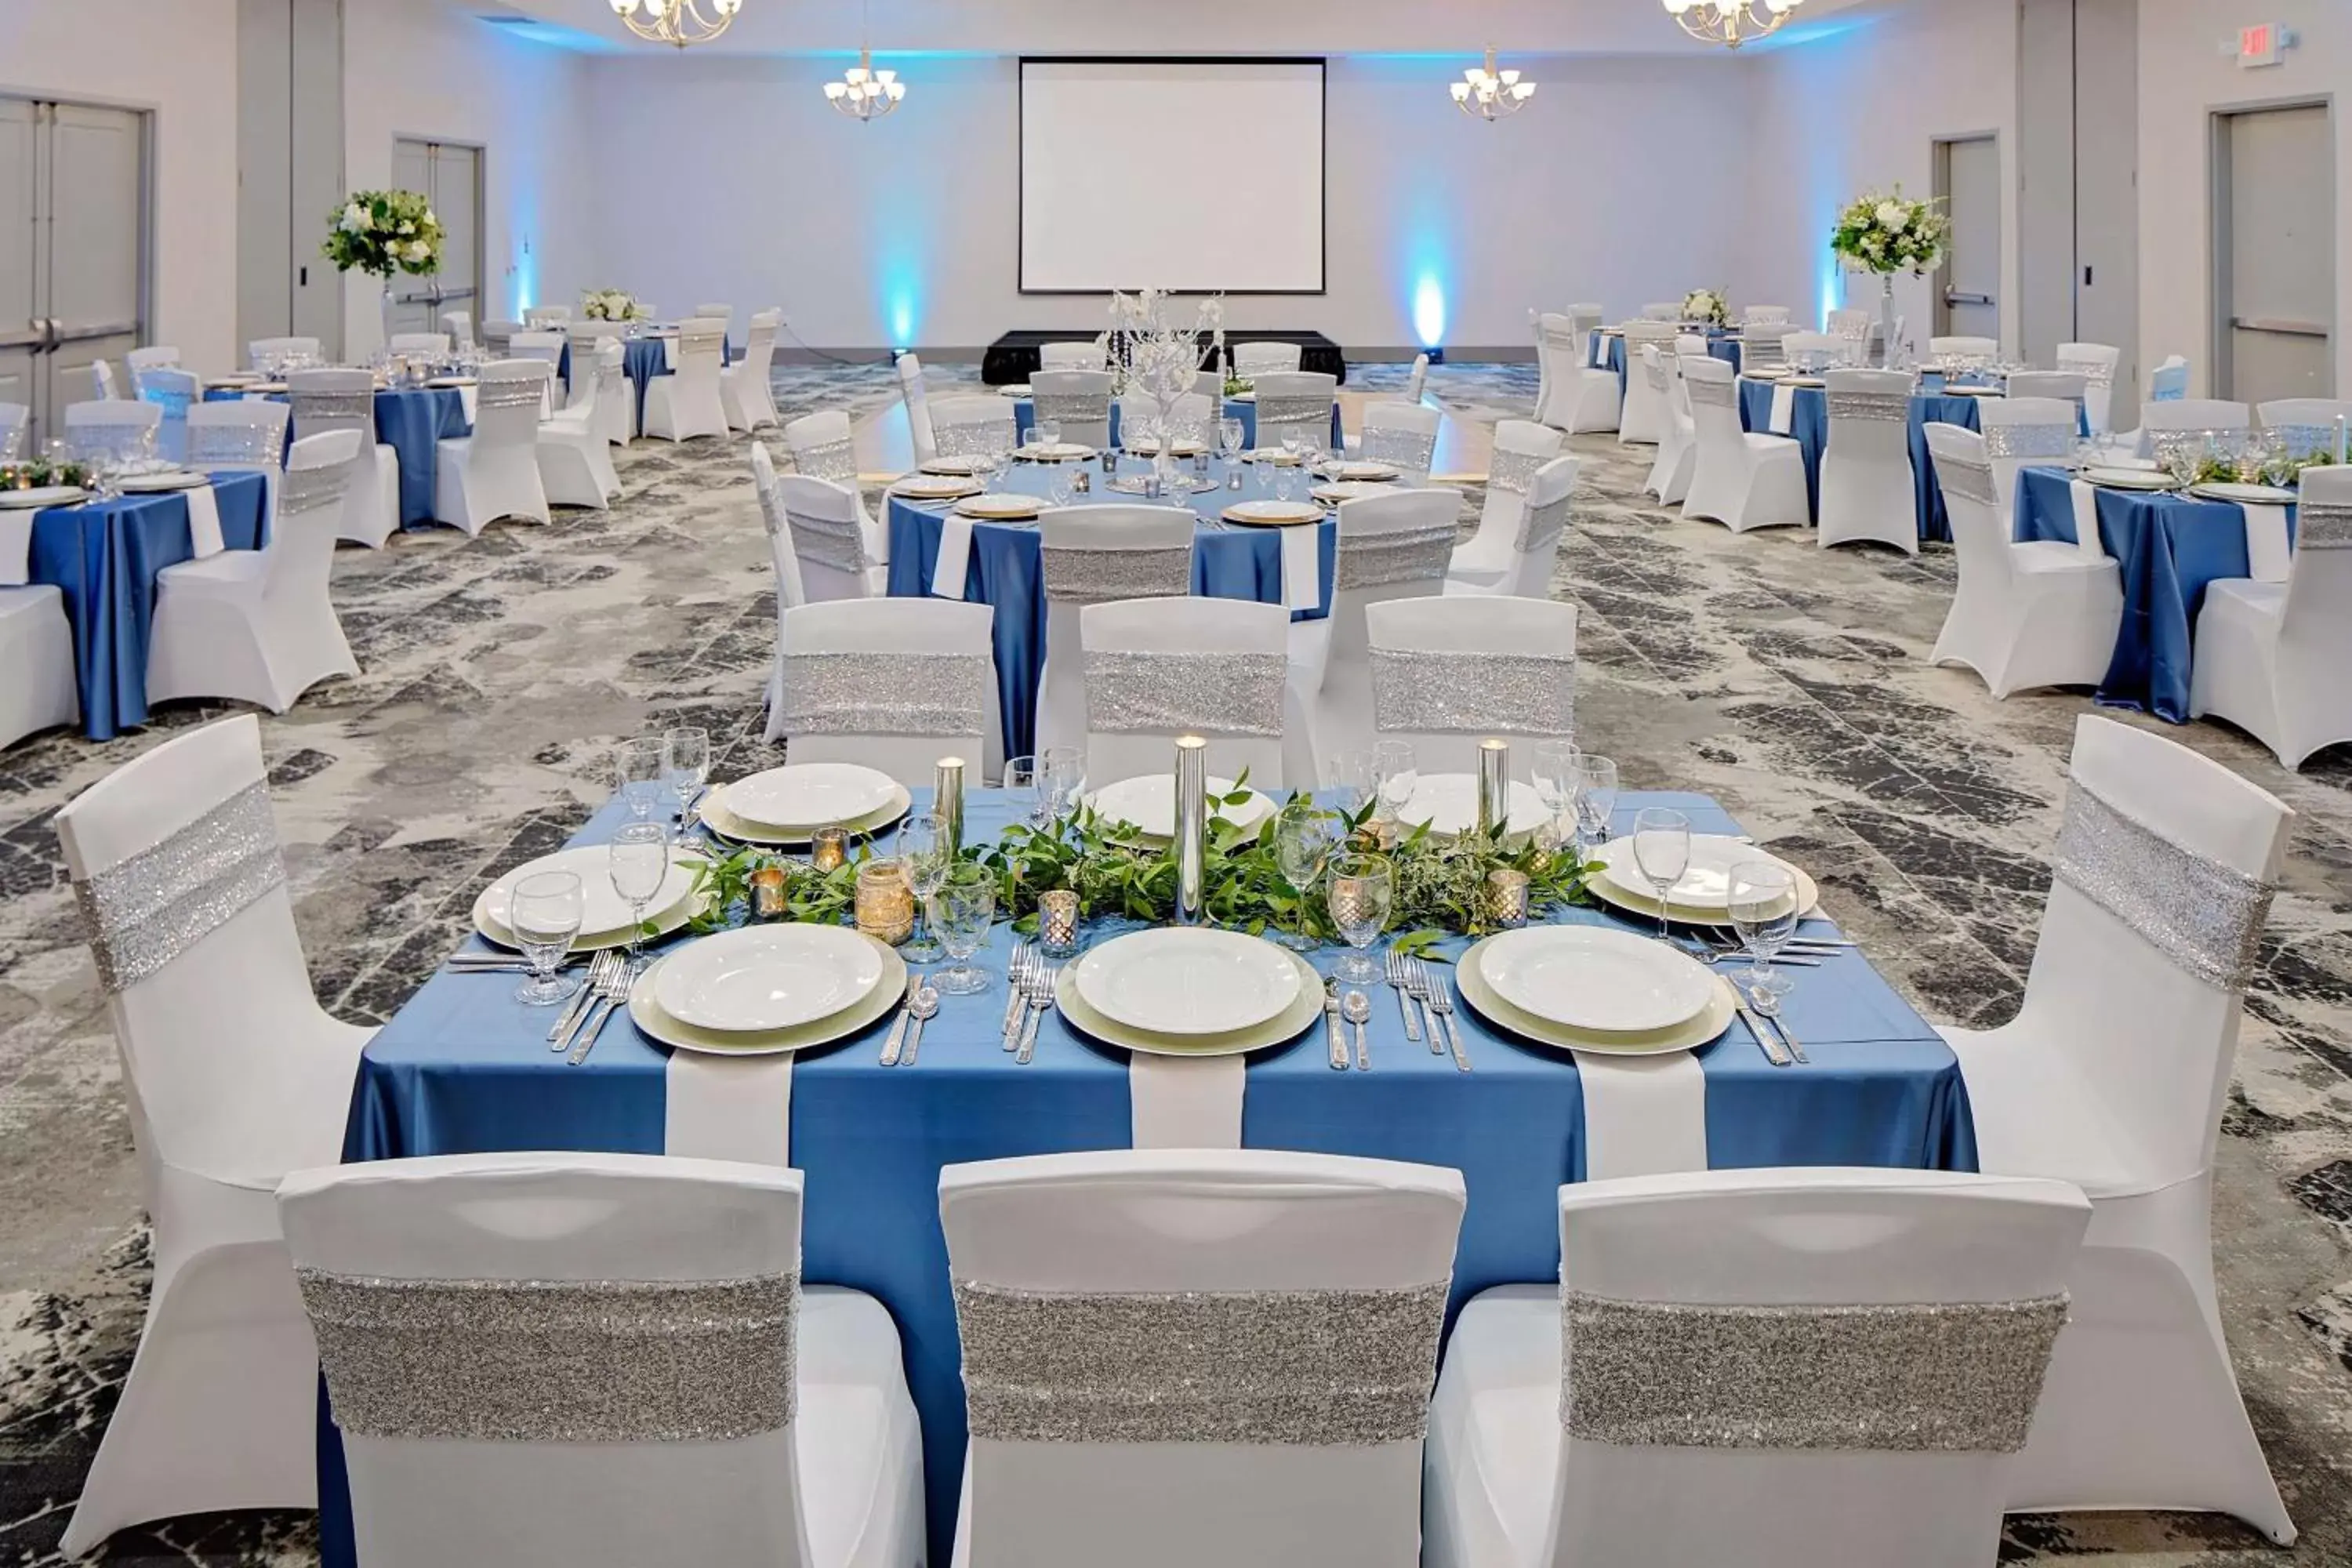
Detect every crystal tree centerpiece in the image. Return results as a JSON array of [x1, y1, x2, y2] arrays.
[[1095, 289, 1223, 491]]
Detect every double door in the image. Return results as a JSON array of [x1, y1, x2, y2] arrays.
[[387, 138, 481, 339], [0, 98, 148, 452]]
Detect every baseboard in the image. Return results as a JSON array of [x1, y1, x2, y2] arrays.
[[776, 344, 1539, 366]]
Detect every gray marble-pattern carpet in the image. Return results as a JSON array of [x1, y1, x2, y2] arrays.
[[2, 362, 2347, 1564]]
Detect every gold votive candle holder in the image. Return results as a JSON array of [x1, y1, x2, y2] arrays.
[[810, 825, 849, 873], [855, 859, 915, 945], [750, 864, 789, 920], [1038, 888, 1081, 958], [1486, 868, 1531, 928]]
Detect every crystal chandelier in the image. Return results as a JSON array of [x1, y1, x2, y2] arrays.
[[1663, 0, 1804, 49], [826, 45, 906, 121], [1450, 45, 1536, 122], [609, 0, 742, 49]]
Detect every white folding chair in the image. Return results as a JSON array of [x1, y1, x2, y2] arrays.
[[1232, 342, 1302, 377], [722, 307, 782, 432], [1039, 341, 1104, 370], [931, 394, 1018, 459], [249, 336, 321, 370], [1976, 396, 2078, 514], [127, 345, 181, 372], [2138, 397, 2251, 459], [1081, 597, 1294, 790], [899, 352, 938, 466], [1613, 322, 1678, 445], [1924, 423, 2122, 698], [64, 398, 162, 463], [1292, 488, 1463, 780], [52, 714, 375, 1555], [1816, 368, 1918, 554], [1033, 504, 1196, 757], [1448, 454, 1577, 599], [1365, 594, 1576, 777], [1639, 347, 1694, 503], [537, 342, 622, 510], [1029, 369, 1116, 450], [775, 597, 999, 787], [2189, 464, 2352, 768], [642, 318, 731, 442], [387, 332, 449, 359], [136, 367, 201, 463], [2056, 342, 2122, 434], [1741, 305, 1791, 327], [943, 1149, 1464, 1568], [1250, 371, 1337, 453], [434, 361, 551, 535], [1936, 715, 2299, 1543], [2256, 397, 2352, 459], [773, 473, 886, 603], [1425, 1168, 2090, 1568], [750, 442, 808, 743], [1930, 335, 2000, 361], [1679, 357, 1807, 533], [280, 1152, 924, 1568], [289, 368, 400, 548], [1403, 352, 1430, 405], [0, 509, 78, 746], [147, 430, 361, 713], [1356, 402, 1440, 485]]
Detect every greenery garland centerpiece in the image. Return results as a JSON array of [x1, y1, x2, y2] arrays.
[[322, 190, 445, 345], [0, 456, 95, 492]]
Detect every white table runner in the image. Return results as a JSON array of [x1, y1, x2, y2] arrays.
[[931, 512, 976, 598], [2068, 480, 2107, 561], [665, 1052, 793, 1166], [183, 483, 225, 558], [1767, 383, 1798, 436], [1130, 1054, 1247, 1149], [2242, 504, 2292, 583], [0, 513, 31, 586], [1573, 1051, 1708, 1178], [1279, 523, 1322, 612]]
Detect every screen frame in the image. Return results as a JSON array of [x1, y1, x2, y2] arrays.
[[1017, 54, 1329, 296]]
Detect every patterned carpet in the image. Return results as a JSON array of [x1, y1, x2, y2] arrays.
[[1, 361, 2347, 1564]]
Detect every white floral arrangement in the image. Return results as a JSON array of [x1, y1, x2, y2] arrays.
[[1092, 289, 1224, 427], [321, 190, 441, 278], [582, 289, 650, 323], [1682, 289, 1730, 328], [1831, 187, 1951, 277]]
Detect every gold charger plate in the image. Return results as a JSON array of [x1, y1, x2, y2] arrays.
[[1054, 947, 1323, 1058], [955, 495, 1044, 521], [628, 935, 906, 1057], [1125, 438, 1205, 459], [699, 781, 913, 846], [474, 884, 710, 954], [1455, 936, 1738, 1056], [1583, 858, 1822, 929], [1222, 500, 1323, 528], [922, 457, 988, 477], [891, 477, 982, 502]]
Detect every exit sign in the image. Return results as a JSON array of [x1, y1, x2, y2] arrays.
[[2234, 23, 2294, 67]]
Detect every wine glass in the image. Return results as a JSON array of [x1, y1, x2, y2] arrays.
[[1218, 416, 1246, 466], [1272, 798, 1338, 950], [662, 726, 710, 823], [930, 863, 997, 996], [613, 737, 666, 821], [508, 871, 585, 1007], [1004, 754, 1043, 826], [1270, 452, 1301, 503], [1041, 746, 1087, 820], [1327, 749, 1377, 815], [1032, 417, 1061, 455], [1630, 808, 1691, 942], [1728, 860, 1800, 1004], [1531, 740, 1579, 844], [1326, 852, 1394, 986], [1373, 740, 1417, 826], [1046, 461, 1077, 507], [608, 821, 671, 975], [1573, 753, 1619, 858], [897, 811, 949, 962]]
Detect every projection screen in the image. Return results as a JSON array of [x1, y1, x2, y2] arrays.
[[1019, 57, 1326, 293]]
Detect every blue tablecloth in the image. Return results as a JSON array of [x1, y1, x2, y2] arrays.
[[1588, 328, 1741, 402], [1011, 397, 1344, 452], [1734, 378, 1987, 543], [203, 386, 470, 530], [332, 784, 1975, 1568], [24, 472, 270, 739], [884, 455, 1339, 759], [558, 336, 740, 432], [2013, 466, 2296, 722]]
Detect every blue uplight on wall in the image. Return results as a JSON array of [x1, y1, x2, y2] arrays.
[[1412, 274, 1446, 350], [890, 293, 916, 349]]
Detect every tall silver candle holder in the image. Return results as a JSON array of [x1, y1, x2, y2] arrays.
[[1173, 735, 1209, 926], [935, 756, 966, 851], [1477, 739, 1511, 839]]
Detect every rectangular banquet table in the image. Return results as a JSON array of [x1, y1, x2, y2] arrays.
[[1011, 394, 1344, 453], [557, 334, 741, 434], [332, 785, 1976, 1568], [884, 453, 1339, 759], [1733, 375, 1991, 543], [203, 385, 470, 529], [22, 471, 270, 739], [2013, 465, 2298, 722], [1588, 327, 1742, 402]]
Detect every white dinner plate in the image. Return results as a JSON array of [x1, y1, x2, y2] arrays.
[[1073, 927, 1301, 1037], [724, 763, 900, 833], [1083, 775, 1276, 840], [2082, 466, 2175, 492], [1312, 481, 1391, 506], [1125, 437, 1205, 458], [1328, 461, 1400, 482], [655, 923, 886, 1033], [0, 485, 88, 509], [1589, 833, 1789, 913], [699, 781, 912, 847], [891, 476, 981, 501], [1584, 845, 1821, 930], [116, 471, 208, 493], [922, 456, 988, 477], [1222, 499, 1322, 527], [628, 938, 906, 1058], [2189, 481, 2298, 506], [475, 844, 699, 945], [1457, 941, 1738, 1058], [426, 376, 477, 390], [1018, 441, 1095, 462], [1055, 947, 1322, 1058], [954, 494, 1044, 521], [1394, 775, 1550, 839], [1477, 925, 1714, 1035]]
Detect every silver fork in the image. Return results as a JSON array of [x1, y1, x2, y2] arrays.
[[1001, 942, 1033, 1051], [1015, 960, 1058, 1065], [1383, 948, 1425, 1046], [548, 950, 615, 1048], [1414, 956, 1471, 1073], [568, 960, 633, 1065]]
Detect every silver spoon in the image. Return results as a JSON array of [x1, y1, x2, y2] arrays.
[[900, 985, 938, 1066], [1343, 990, 1371, 1071]]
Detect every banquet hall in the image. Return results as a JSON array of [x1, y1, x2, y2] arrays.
[[1, 0, 2348, 1563]]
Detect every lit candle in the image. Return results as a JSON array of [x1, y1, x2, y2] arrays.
[[855, 859, 915, 944], [750, 864, 789, 920], [1039, 889, 1081, 956], [810, 825, 849, 873], [1486, 868, 1530, 928]]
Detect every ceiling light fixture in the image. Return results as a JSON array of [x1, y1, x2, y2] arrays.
[[1451, 45, 1536, 122], [826, 0, 905, 121], [1662, 0, 1805, 49], [609, 0, 742, 49]]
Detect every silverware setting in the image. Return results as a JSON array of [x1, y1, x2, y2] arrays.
[[1015, 959, 1058, 1065], [1383, 948, 1424, 1044], [903, 983, 940, 1066], [1342, 990, 1371, 1071], [1408, 956, 1470, 1073], [1323, 977, 1348, 1071], [881, 972, 920, 1066], [1001, 942, 1033, 1051], [1742, 978, 1806, 1065], [566, 959, 632, 1065], [549, 951, 619, 1048], [448, 952, 586, 973]]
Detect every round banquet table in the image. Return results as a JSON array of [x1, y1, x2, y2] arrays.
[[1588, 327, 1742, 402], [886, 452, 1339, 760], [1010, 395, 1344, 452], [203, 385, 470, 530], [1734, 376, 1991, 544], [557, 333, 742, 434]]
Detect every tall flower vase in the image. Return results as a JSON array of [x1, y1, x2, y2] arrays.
[[1875, 274, 1899, 369], [379, 278, 397, 358]]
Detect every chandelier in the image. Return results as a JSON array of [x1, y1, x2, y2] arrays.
[[1663, 0, 1804, 49], [1450, 45, 1536, 122], [826, 45, 906, 121], [609, 0, 742, 48]]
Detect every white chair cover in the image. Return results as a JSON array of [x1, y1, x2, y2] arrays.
[[1029, 369, 1116, 450], [2190, 463, 2352, 768], [1817, 368, 1917, 554], [289, 368, 400, 548], [1741, 305, 1791, 327], [1294, 488, 1462, 777], [1359, 401, 1440, 485], [1640, 347, 1694, 503], [1403, 352, 1430, 405], [691, 302, 735, 323], [248, 336, 321, 369], [1033, 505, 1196, 757], [1455, 423, 1566, 589], [1366, 595, 1576, 775], [524, 305, 572, 328], [899, 353, 938, 465], [127, 345, 182, 372], [1782, 331, 1849, 372], [942, 1149, 1464, 1568], [931, 394, 1018, 459], [1039, 341, 1104, 370], [1448, 454, 1577, 599], [64, 398, 162, 463], [1679, 357, 1807, 532], [444, 310, 475, 348], [434, 361, 551, 535], [643, 318, 730, 442], [1249, 371, 1337, 452], [773, 473, 884, 604], [1978, 395, 2078, 512], [722, 307, 782, 432], [2056, 341, 2122, 434], [1740, 323, 1793, 372], [0, 497, 78, 741], [1639, 302, 1682, 321], [1080, 597, 1292, 790], [1929, 335, 2000, 360], [2138, 397, 2251, 459], [775, 597, 999, 787], [1613, 322, 1678, 445], [51, 714, 375, 1555], [2255, 397, 2352, 459], [1232, 342, 1302, 377], [136, 367, 201, 463], [784, 409, 860, 485], [537, 345, 621, 510], [0, 400, 27, 460], [387, 332, 449, 358], [750, 442, 809, 743]]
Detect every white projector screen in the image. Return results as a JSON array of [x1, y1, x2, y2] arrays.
[[1021, 58, 1325, 293]]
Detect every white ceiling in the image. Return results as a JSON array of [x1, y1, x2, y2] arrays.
[[483, 0, 1893, 58]]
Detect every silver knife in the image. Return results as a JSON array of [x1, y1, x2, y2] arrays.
[[1727, 981, 1792, 1067], [1323, 978, 1348, 1071]]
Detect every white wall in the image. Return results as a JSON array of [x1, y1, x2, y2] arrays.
[[2136, 0, 2346, 397], [340, 0, 597, 357], [1738, 1, 2022, 351], [0, 0, 242, 369], [583, 51, 1757, 354]]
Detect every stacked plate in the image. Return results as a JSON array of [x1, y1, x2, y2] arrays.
[[1392, 775, 1551, 839], [1056, 928, 1321, 1056], [702, 763, 911, 845], [117, 470, 208, 493], [2082, 466, 2174, 492], [1082, 774, 1277, 840], [0, 485, 87, 510], [1456, 926, 1734, 1055], [474, 844, 704, 952], [631, 924, 906, 1057], [955, 494, 1044, 521], [891, 474, 981, 502], [2190, 481, 2297, 505], [1326, 460, 1399, 483], [922, 456, 989, 477], [1018, 441, 1095, 463], [1222, 499, 1322, 528], [1584, 835, 1819, 928]]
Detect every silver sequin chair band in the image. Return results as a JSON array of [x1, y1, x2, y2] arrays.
[[954, 1279, 1448, 1446], [783, 503, 873, 574], [1517, 492, 1574, 554], [1642, 358, 1671, 393], [74, 781, 287, 993], [2269, 424, 2342, 459], [1559, 1289, 2070, 1453], [300, 1269, 799, 1443], [1042, 545, 1193, 607], [793, 437, 857, 485], [279, 461, 350, 517], [1372, 648, 1574, 737], [187, 425, 286, 466], [1488, 448, 1544, 496], [1033, 393, 1112, 426], [1685, 377, 1736, 410], [936, 422, 1007, 459], [2299, 500, 2351, 550], [2055, 356, 2116, 387], [1982, 423, 2074, 459], [477, 376, 546, 412], [1828, 392, 1908, 424], [2052, 773, 2276, 991], [291, 390, 375, 429], [1363, 428, 1438, 473], [775, 651, 990, 737], [1082, 648, 1287, 737], [1336, 522, 1458, 592], [1255, 397, 1330, 443], [1935, 452, 2001, 509]]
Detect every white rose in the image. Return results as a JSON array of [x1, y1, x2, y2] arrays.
[[423, 209, 437, 227], [340, 202, 367, 233], [397, 220, 414, 235], [1876, 201, 1909, 233]]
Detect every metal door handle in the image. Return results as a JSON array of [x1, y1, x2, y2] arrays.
[[2230, 316, 2328, 339], [53, 319, 139, 343], [1944, 290, 1994, 307]]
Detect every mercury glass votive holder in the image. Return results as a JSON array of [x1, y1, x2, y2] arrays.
[[855, 859, 915, 945], [810, 825, 850, 873], [1486, 869, 1531, 928], [1038, 888, 1081, 959], [750, 865, 789, 920]]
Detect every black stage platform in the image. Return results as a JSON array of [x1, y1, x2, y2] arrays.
[[982, 328, 1345, 387]]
